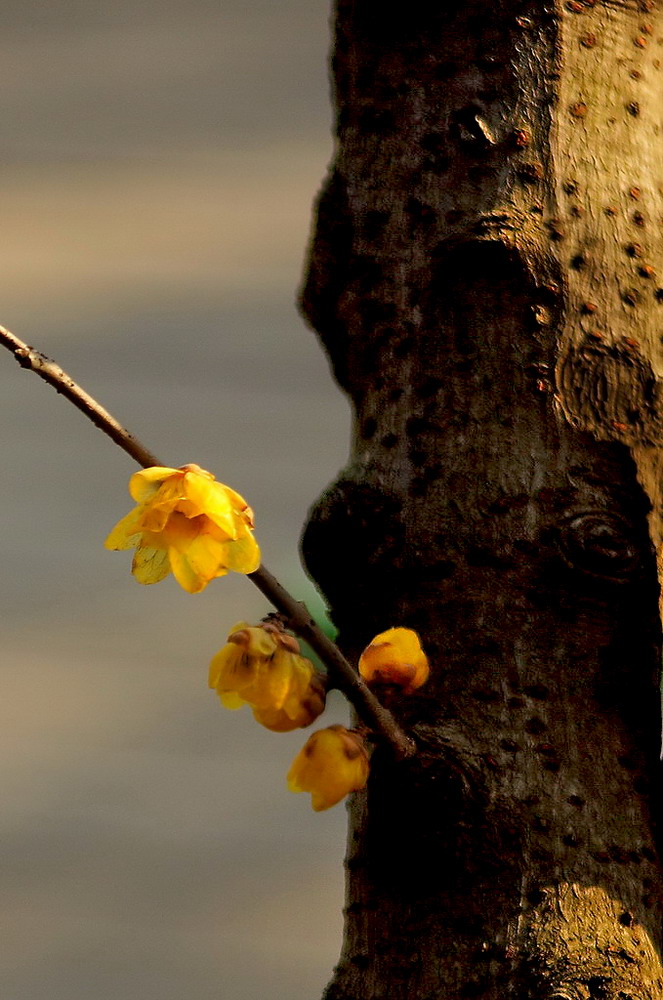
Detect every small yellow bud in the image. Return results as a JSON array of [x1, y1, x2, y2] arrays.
[[358, 627, 429, 693], [287, 725, 369, 811]]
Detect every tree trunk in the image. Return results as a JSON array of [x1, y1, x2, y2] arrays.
[[301, 1, 663, 997]]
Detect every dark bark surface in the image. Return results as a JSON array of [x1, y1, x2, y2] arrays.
[[301, 1, 663, 998]]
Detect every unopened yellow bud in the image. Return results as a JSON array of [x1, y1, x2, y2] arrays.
[[287, 725, 369, 811], [358, 626, 429, 693]]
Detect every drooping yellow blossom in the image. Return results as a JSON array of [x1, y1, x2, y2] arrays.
[[208, 623, 279, 709], [358, 626, 429, 693], [105, 464, 260, 593], [208, 622, 326, 731], [287, 725, 369, 811], [252, 667, 326, 732]]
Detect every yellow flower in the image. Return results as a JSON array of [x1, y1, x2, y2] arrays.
[[208, 623, 279, 709], [252, 668, 326, 732], [287, 725, 369, 811], [105, 464, 260, 593], [209, 622, 326, 730], [358, 627, 429, 693]]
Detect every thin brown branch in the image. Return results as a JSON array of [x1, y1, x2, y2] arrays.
[[0, 326, 161, 469], [249, 565, 415, 757], [0, 323, 415, 759]]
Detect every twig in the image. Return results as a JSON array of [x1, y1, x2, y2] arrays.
[[0, 324, 415, 759], [249, 565, 414, 757], [0, 326, 161, 469]]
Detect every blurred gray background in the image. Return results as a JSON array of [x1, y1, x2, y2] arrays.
[[0, 3, 354, 998]]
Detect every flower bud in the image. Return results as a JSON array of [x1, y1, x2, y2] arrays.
[[358, 627, 429, 693], [287, 725, 369, 811]]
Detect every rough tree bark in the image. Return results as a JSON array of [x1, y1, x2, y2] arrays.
[[301, 1, 663, 998]]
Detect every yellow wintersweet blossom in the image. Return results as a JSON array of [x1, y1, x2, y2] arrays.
[[252, 660, 326, 732], [358, 626, 429, 693], [105, 464, 260, 593], [209, 622, 326, 731], [208, 623, 279, 709], [287, 725, 369, 811]]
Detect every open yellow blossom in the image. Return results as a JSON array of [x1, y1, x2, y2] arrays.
[[287, 725, 369, 811], [209, 622, 326, 730], [358, 626, 429, 693], [105, 464, 260, 593]]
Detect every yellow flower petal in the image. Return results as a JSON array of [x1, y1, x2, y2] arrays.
[[252, 705, 302, 732], [104, 506, 145, 550], [169, 548, 213, 593], [245, 648, 296, 710], [184, 532, 230, 580], [129, 466, 180, 502], [221, 533, 261, 574], [217, 646, 291, 710], [209, 644, 240, 691], [226, 620, 253, 635], [159, 512, 201, 550], [253, 680, 325, 731], [183, 475, 238, 536], [279, 656, 315, 719], [209, 640, 256, 694], [131, 544, 170, 585], [219, 690, 246, 709], [137, 503, 172, 534]]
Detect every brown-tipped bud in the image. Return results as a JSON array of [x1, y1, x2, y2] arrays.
[[358, 627, 430, 693]]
